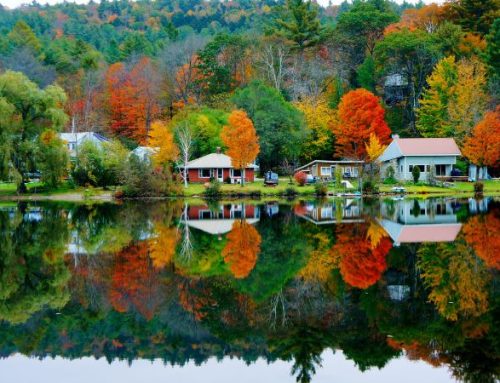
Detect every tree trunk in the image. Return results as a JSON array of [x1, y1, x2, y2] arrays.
[[241, 167, 245, 187]]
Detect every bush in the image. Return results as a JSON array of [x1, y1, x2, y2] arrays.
[[37, 130, 69, 189], [294, 171, 307, 186], [121, 155, 181, 197], [474, 181, 484, 194], [383, 177, 397, 185], [204, 180, 221, 198], [284, 187, 297, 196], [363, 180, 379, 194], [314, 182, 328, 196], [385, 165, 395, 179], [412, 166, 420, 184]]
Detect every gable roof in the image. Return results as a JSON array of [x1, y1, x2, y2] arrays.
[[183, 153, 258, 169], [379, 219, 462, 244], [378, 138, 461, 161], [59, 132, 110, 144], [294, 159, 364, 172]]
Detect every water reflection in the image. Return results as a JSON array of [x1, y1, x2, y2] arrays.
[[0, 198, 498, 383]]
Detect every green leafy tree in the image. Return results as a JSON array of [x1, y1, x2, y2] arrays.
[[37, 130, 70, 189], [412, 165, 420, 184], [0, 71, 68, 192], [484, 19, 500, 80], [357, 55, 377, 91], [449, 0, 500, 35], [231, 81, 306, 171], [273, 0, 323, 50], [7, 20, 41, 53]]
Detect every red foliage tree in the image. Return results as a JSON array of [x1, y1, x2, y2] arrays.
[[463, 210, 500, 270], [332, 89, 391, 160], [105, 58, 161, 144], [294, 171, 307, 186], [333, 223, 392, 289]]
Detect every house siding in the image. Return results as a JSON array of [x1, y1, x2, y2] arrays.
[[299, 162, 362, 179], [187, 168, 255, 183], [382, 156, 457, 181]]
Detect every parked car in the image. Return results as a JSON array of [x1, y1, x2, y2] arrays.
[[264, 171, 279, 186], [305, 174, 316, 184]]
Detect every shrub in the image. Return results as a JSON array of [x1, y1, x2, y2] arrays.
[[37, 130, 69, 189], [335, 167, 343, 186], [314, 182, 328, 196], [363, 180, 379, 194], [385, 165, 395, 179], [284, 187, 297, 196], [474, 181, 484, 194], [121, 155, 181, 197], [383, 177, 397, 185], [294, 171, 307, 186], [412, 166, 420, 184], [204, 180, 221, 198]]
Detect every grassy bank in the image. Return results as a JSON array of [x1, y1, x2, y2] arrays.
[[379, 180, 500, 195], [0, 181, 113, 201]]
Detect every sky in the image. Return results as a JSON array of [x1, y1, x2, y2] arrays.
[[1, 352, 457, 383], [0, 0, 443, 10]]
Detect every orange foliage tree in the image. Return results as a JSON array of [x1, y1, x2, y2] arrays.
[[148, 120, 179, 169], [385, 4, 446, 34], [109, 242, 164, 320], [463, 210, 500, 270], [105, 58, 161, 143], [221, 110, 260, 186], [332, 223, 392, 289], [462, 108, 500, 169], [222, 220, 261, 279], [148, 223, 179, 269], [174, 54, 202, 105], [332, 89, 391, 160]]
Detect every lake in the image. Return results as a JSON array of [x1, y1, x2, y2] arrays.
[[0, 197, 498, 383]]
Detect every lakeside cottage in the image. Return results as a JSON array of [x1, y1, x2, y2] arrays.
[[378, 136, 462, 181], [294, 160, 364, 180], [181, 149, 258, 183], [59, 132, 110, 158]]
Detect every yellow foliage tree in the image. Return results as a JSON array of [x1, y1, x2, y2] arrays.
[[221, 110, 259, 186], [365, 133, 387, 163], [148, 223, 179, 269], [294, 95, 335, 162], [148, 120, 179, 168]]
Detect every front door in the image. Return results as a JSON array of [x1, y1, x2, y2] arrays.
[[217, 168, 223, 182]]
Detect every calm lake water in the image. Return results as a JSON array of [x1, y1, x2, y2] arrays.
[[0, 197, 498, 383]]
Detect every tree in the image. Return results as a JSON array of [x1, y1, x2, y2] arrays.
[[462, 108, 500, 171], [385, 4, 446, 34], [375, 29, 441, 133], [448, 0, 500, 36], [232, 81, 306, 171], [37, 130, 69, 188], [175, 122, 194, 188], [294, 94, 335, 162], [148, 120, 179, 169], [463, 211, 500, 270], [484, 19, 500, 80], [412, 165, 420, 184], [0, 71, 68, 193], [222, 220, 261, 279], [7, 21, 41, 53], [221, 110, 259, 186], [417, 56, 488, 143], [273, 0, 323, 50], [365, 133, 387, 180], [332, 88, 391, 160]]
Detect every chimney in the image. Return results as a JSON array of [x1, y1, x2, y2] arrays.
[[216, 147, 221, 154], [392, 134, 400, 139]]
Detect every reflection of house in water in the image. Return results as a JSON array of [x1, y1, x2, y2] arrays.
[[379, 199, 462, 246], [183, 204, 260, 235], [295, 199, 363, 225]]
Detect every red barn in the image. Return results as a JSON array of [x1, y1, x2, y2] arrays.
[[182, 150, 258, 183]]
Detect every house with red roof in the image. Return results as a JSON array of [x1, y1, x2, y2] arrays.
[[180, 148, 259, 183], [378, 136, 462, 181]]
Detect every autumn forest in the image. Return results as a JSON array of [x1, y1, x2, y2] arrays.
[[0, 0, 499, 194]]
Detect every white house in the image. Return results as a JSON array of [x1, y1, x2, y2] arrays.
[[59, 132, 110, 157], [378, 136, 461, 181]]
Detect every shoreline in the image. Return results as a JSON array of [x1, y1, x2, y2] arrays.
[[1, 189, 499, 202]]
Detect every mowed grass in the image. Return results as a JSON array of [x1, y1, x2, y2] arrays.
[[379, 180, 500, 194], [182, 178, 361, 196]]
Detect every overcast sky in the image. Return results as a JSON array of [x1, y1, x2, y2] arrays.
[[1, 0, 443, 10]]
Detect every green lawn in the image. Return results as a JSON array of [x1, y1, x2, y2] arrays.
[[182, 178, 360, 197], [379, 180, 500, 194], [0, 181, 109, 197]]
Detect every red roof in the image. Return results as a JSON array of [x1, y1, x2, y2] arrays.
[[398, 224, 462, 243], [395, 138, 461, 156]]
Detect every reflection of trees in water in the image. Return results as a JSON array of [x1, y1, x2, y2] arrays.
[[0, 201, 498, 383]]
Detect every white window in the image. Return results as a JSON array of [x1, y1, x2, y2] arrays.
[[320, 166, 332, 176], [199, 169, 212, 178]]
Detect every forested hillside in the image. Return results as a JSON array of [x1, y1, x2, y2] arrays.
[[0, 0, 499, 190]]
